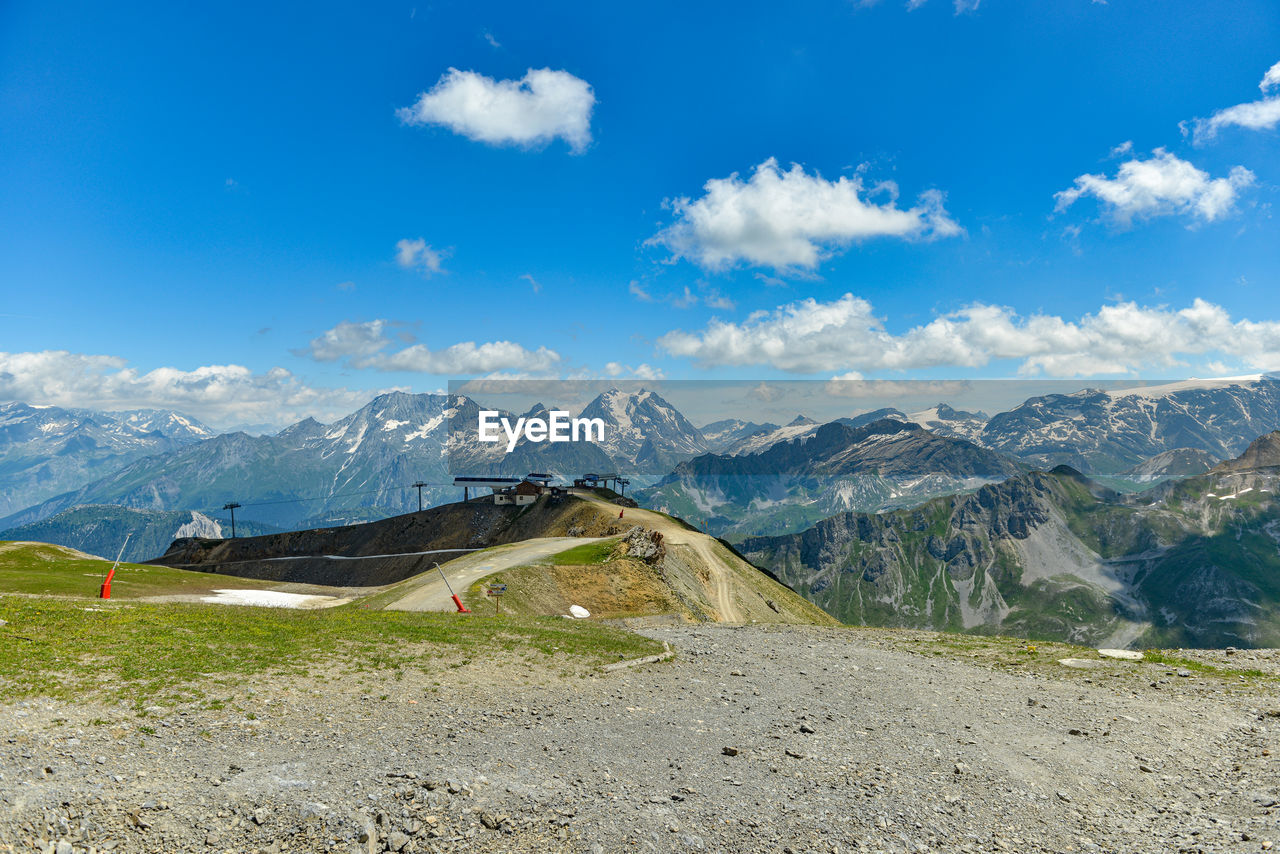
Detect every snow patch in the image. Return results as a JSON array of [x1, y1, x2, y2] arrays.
[[405, 415, 445, 442], [1105, 375, 1262, 400], [200, 589, 347, 609]]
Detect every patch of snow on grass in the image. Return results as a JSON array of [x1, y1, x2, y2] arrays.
[[200, 589, 344, 609]]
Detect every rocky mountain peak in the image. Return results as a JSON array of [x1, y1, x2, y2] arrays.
[[1213, 431, 1280, 473]]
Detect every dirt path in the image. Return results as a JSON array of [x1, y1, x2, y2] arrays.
[[573, 490, 743, 622], [381, 537, 604, 612]]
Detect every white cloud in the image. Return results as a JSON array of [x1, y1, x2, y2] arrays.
[[604, 362, 665, 381], [657, 293, 1280, 376], [298, 320, 560, 375], [296, 320, 399, 362], [1054, 149, 1253, 226], [1263, 60, 1280, 93], [0, 350, 388, 430], [1191, 60, 1280, 143], [628, 281, 654, 302], [520, 273, 541, 293], [396, 67, 595, 153], [648, 158, 961, 272], [395, 238, 446, 276], [372, 341, 560, 374]]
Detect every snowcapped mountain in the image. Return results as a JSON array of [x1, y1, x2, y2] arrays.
[[700, 419, 779, 453], [0, 402, 214, 517], [978, 375, 1280, 474], [721, 415, 819, 456], [114, 410, 216, 442], [576, 388, 709, 472], [907, 403, 989, 443], [720, 409, 917, 457]]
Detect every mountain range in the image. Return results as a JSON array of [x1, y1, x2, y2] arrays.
[[974, 376, 1280, 473], [5, 374, 1280, 582], [0, 402, 213, 518], [739, 432, 1280, 649]]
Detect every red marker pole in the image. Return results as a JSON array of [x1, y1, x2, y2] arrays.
[[435, 562, 470, 613], [100, 533, 131, 599]]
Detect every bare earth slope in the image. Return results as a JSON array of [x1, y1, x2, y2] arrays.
[[571, 489, 833, 625]]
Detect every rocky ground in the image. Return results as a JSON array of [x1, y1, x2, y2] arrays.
[[1, 624, 1278, 854]]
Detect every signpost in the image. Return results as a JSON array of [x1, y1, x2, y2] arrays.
[[485, 583, 507, 615]]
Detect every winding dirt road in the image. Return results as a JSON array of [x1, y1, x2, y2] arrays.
[[381, 537, 604, 612]]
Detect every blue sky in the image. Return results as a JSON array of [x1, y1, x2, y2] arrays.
[[2, 0, 1279, 427]]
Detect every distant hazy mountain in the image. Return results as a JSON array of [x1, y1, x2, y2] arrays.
[[977, 376, 1280, 473], [741, 432, 1280, 649], [699, 419, 779, 453], [0, 402, 214, 517], [0, 504, 277, 562], [641, 419, 1022, 537]]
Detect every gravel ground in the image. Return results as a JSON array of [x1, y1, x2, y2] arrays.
[[2, 624, 1278, 854]]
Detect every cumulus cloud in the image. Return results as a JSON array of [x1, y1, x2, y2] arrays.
[[1264, 60, 1280, 92], [649, 158, 961, 272], [395, 238, 446, 276], [298, 320, 560, 375], [0, 350, 386, 429], [1054, 149, 1254, 226], [604, 362, 665, 381], [1191, 60, 1280, 143], [396, 67, 595, 153], [657, 294, 1280, 376], [299, 320, 397, 363]]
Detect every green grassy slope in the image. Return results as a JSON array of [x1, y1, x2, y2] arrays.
[[0, 541, 279, 599], [0, 595, 666, 705]]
